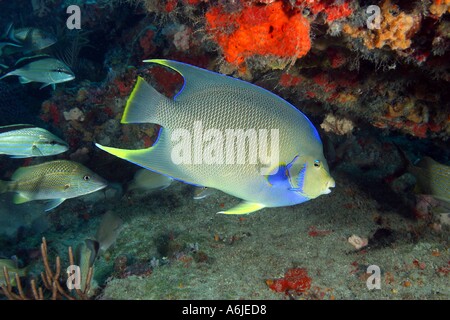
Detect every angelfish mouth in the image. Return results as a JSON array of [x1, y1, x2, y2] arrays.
[[324, 178, 336, 194]]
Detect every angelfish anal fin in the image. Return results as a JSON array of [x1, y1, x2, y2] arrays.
[[44, 198, 66, 212], [217, 202, 265, 215]]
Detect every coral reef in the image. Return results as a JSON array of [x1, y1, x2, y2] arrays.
[[1, 238, 92, 300], [343, 0, 421, 51], [0, 0, 449, 301]]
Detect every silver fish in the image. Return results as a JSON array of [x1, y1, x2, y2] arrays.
[[127, 169, 173, 193], [0, 160, 107, 211], [0, 124, 68, 158], [0, 55, 75, 89], [0, 24, 56, 55], [0, 23, 22, 54], [14, 27, 57, 51], [95, 211, 123, 253]]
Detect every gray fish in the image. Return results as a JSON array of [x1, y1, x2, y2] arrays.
[[193, 186, 216, 200], [0, 124, 68, 158], [14, 27, 57, 51], [127, 169, 173, 193], [0, 160, 107, 211], [0, 24, 56, 55], [0, 24, 22, 54], [95, 211, 123, 253], [0, 55, 75, 89], [75, 239, 99, 293]]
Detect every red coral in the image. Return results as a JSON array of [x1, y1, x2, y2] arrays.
[[41, 101, 60, 125], [165, 0, 178, 12], [267, 268, 312, 293], [280, 73, 303, 87], [147, 66, 183, 98], [313, 73, 337, 92], [327, 48, 347, 68], [183, 0, 202, 5], [139, 29, 156, 58], [205, 1, 311, 66], [113, 78, 133, 97]]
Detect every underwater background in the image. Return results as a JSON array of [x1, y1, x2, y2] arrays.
[[0, 0, 449, 300]]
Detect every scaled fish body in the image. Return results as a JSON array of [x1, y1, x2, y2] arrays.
[[13, 27, 57, 51], [0, 56, 74, 89], [0, 24, 56, 55], [0, 124, 68, 158], [408, 157, 450, 204], [0, 258, 27, 287], [95, 211, 123, 253], [127, 168, 173, 192], [97, 60, 335, 214], [0, 160, 107, 211], [0, 23, 22, 54]]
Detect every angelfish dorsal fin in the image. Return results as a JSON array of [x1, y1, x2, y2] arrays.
[[144, 59, 231, 102], [121, 76, 170, 125]]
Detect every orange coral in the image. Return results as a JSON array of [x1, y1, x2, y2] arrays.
[[205, 1, 311, 66], [430, 0, 450, 17], [266, 268, 312, 293], [343, 0, 421, 51]]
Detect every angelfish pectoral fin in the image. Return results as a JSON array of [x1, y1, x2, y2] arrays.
[[44, 198, 66, 212], [217, 202, 265, 215]]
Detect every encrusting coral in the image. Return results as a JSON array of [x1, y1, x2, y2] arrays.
[[343, 0, 421, 51], [205, 1, 311, 69]]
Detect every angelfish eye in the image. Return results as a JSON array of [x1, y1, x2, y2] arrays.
[[314, 160, 321, 167], [83, 175, 91, 181]]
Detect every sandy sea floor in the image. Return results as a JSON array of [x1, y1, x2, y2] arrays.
[[95, 171, 449, 300], [0, 168, 448, 300]]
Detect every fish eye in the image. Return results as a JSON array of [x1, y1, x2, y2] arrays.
[[314, 160, 321, 167], [83, 175, 91, 181]]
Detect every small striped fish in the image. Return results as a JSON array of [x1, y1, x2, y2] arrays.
[[0, 124, 68, 158], [0, 160, 108, 211]]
